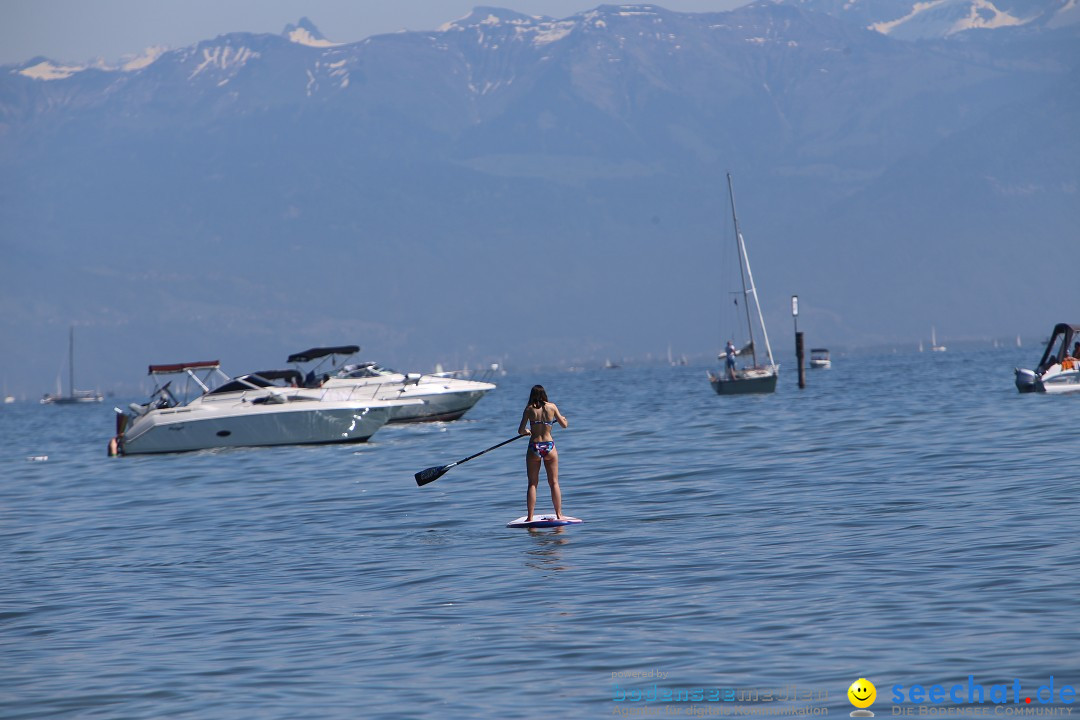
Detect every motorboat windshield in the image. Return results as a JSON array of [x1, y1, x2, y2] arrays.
[[1036, 324, 1080, 372], [206, 370, 303, 395], [337, 362, 398, 379]]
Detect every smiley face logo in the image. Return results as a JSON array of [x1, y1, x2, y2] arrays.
[[848, 678, 876, 709]]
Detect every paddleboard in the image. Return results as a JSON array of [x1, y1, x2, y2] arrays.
[[506, 515, 583, 528]]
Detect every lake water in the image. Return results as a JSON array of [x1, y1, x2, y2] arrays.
[[3, 348, 1079, 719]]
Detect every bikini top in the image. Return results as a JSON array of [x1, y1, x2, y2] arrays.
[[529, 404, 557, 427]]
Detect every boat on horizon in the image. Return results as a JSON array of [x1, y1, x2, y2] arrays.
[[41, 326, 103, 405], [707, 173, 778, 395], [1014, 323, 1080, 394], [116, 360, 415, 455], [931, 326, 947, 353], [287, 345, 496, 423], [809, 348, 831, 369]]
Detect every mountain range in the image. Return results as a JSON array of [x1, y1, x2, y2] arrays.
[[2, 1, 1078, 393], [776, 0, 1080, 39]]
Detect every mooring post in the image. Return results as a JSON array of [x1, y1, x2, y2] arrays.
[[792, 295, 806, 389], [796, 331, 806, 389]]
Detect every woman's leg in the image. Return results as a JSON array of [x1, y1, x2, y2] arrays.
[[543, 448, 562, 519], [526, 452, 541, 520]]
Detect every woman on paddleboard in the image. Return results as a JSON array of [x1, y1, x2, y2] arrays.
[[518, 385, 569, 521]]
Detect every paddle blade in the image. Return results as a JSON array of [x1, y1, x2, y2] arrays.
[[415, 465, 449, 486]]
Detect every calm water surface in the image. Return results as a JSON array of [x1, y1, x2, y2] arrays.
[[3, 348, 1079, 719]]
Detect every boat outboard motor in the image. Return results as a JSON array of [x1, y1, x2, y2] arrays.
[[1014, 367, 1039, 393]]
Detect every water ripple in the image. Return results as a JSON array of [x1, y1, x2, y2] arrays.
[[3, 352, 1079, 718]]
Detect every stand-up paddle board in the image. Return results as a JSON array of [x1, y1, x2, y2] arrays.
[[507, 515, 583, 528]]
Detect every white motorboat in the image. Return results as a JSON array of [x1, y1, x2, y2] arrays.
[[41, 326, 103, 404], [707, 173, 779, 395], [809, 348, 831, 369], [117, 361, 409, 455], [287, 345, 496, 423], [1015, 323, 1080, 394]]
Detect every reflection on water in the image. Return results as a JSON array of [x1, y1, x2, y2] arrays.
[[524, 527, 570, 571]]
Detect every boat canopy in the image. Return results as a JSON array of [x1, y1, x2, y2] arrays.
[[287, 346, 360, 363], [810, 348, 829, 353], [148, 360, 220, 374], [1036, 323, 1080, 371]]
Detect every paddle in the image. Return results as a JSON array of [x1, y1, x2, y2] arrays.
[[415, 434, 525, 486]]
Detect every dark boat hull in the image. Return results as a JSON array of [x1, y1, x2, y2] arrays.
[[709, 371, 778, 395]]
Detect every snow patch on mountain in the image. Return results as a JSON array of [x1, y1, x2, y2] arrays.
[[14, 46, 166, 81], [189, 46, 259, 80], [529, 21, 576, 46], [438, 7, 586, 49], [1047, 0, 1080, 27], [281, 18, 338, 47], [121, 46, 168, 71], [309, 58, 350, 91], [871, 0, 1024, 36], [17, 60, 86, 81], [871, 0, 942, 34], [288, 27, 339, 47], [439, 7, 543, 32], [951, 0, 1024, 31]]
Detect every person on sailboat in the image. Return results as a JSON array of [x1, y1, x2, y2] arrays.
[[724, 340, 737, 380], [517, 385, 569, 522]]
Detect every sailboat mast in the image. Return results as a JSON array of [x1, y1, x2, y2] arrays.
[[69, 325, 75, 397], [727, 174, 758, 366]]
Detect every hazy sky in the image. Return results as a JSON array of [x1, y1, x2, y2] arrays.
[[3, 0, 747, 65]]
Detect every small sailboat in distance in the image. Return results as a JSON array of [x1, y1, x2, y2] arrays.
[[931, 326, 947, 352], [41, 326, 103, 404], [707, 173, 778, 395]]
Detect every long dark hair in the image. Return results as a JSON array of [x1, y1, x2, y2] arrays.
[[528, 385, 548, 410]]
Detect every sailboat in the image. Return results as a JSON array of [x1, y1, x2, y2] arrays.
[[707, 173, 779, 395], [931, 326, 947, 352], [40, 326, 103, 404]]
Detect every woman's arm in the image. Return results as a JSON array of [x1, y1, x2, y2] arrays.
[[552, 403, 568, 428], [518, 408, 530, 435]]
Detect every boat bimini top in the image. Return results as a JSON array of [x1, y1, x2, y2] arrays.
[[286, 346, 360, 364], [1036, 324, 1080, 372]]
